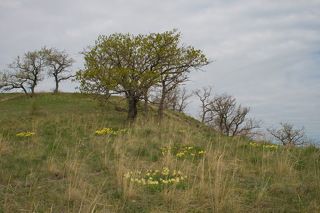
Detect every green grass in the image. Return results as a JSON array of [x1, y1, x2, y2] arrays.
[[0, 93, 319, 212]]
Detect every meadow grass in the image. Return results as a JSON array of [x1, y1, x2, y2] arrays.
[[0, 93, 319, 212]]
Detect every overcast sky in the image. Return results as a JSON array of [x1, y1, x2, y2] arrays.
[[0, 0, 319, 141]]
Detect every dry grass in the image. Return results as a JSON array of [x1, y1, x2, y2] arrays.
[[0, 94, 319, 212]]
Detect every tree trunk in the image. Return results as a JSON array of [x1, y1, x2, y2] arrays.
[[128, 95, 138, 121], [143, 92, 148, 115], [21, 85, 28, 96], [54, 76, 59, 94], [31, 85, 35, 97], [201, 111, 205, 123], [158, 81, 166, 119]]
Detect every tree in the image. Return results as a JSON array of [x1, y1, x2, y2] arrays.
[[0, 50, 46, 96], [77, 33, 160, 120], [194, 86, 213, 123], [0, 71, 29, 95], [43, 48, 74, 93], [268, 123, 306, 146], [155, 30, 209, 119], [152, 86, 192, 113], [77, 30, 208, 121], [174, 87, 192, 113], [205, 94, 259, 137]]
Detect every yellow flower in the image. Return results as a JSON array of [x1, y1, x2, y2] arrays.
[[124, 172, 131, 179], [176, 152, 185, 158], [162, 167, 170, 176], [16, 131, 35, 137], [198, 150, 205, 155], [95, 128, 118, 136]]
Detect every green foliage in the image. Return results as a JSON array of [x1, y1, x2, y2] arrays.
[[77, 30, 208, 119]]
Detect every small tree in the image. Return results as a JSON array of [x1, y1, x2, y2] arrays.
[[1, 50, 46, 96], [43, 48, 74, 94], [152, 86, 192, 113], [268, 123, 306, 146], [175, 87, 192, 113], [0, 71, 29, 94], [194, 86, 213, 123], [205, 94, 259, 137], [156, 31, 209, 119]]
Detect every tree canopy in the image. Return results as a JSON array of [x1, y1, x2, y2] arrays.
[[77, 30, 208, 120]]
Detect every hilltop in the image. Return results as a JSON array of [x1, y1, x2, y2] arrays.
[[0, 93, 319, 212]]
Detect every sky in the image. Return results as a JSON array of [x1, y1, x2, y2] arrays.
[[0, 0, 319, 141]]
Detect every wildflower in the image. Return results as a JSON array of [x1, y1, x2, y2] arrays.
[[198, 150, 205, 155], [125, 167, 187, 189], [124, 172, 131, 179], [95, 128, 126, 136], [162, 167, 170, 176], [249, 142, 278, 151], [176, 152, 185, 158], [163, 145, 205, 159], [16, 131, 35, 137], [95, 128, 115, 136]]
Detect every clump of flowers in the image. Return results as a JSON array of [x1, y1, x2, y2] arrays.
[[95, 128, 127, 136], [161, 145, 206, 159], [124, 167, 187, 191], [249, 142, 278, 151], [16, 131, 35, 137]]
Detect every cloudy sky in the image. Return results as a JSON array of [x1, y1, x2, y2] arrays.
[[0, 0, 319, 140]]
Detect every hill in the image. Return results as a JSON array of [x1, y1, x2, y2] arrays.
[[0, 93, 319, 212]]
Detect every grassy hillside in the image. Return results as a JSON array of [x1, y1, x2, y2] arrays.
[[0, 93, 319, 212]]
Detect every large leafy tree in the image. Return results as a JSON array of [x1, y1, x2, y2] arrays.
[[77, 30, 208, 120]]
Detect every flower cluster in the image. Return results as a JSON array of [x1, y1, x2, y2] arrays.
[[124, 167, 187, 189], [95, 128, 127, 136], [249, 142, 278, 151], [16, 131, 35, 137], [161, 145, 206, 159]]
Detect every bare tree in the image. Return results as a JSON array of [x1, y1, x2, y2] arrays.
[[151, 86, 192, 113], [194, 86, 213, 123], [0, 71, 29, 94], [176, 87, 192, 112], [43, 48, 74, 94], [166, 87, 192, 112], [268, 123, 306, 146], [1, 50, 46, 96], [205, 94, 259, 137]]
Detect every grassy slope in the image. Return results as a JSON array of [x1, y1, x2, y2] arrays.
[[0, 93, 319, 212]]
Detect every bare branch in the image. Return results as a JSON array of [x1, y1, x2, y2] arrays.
[[203, 94, 259, 137], [43, 47, 74, 93], [268, 123, 306, 146]]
